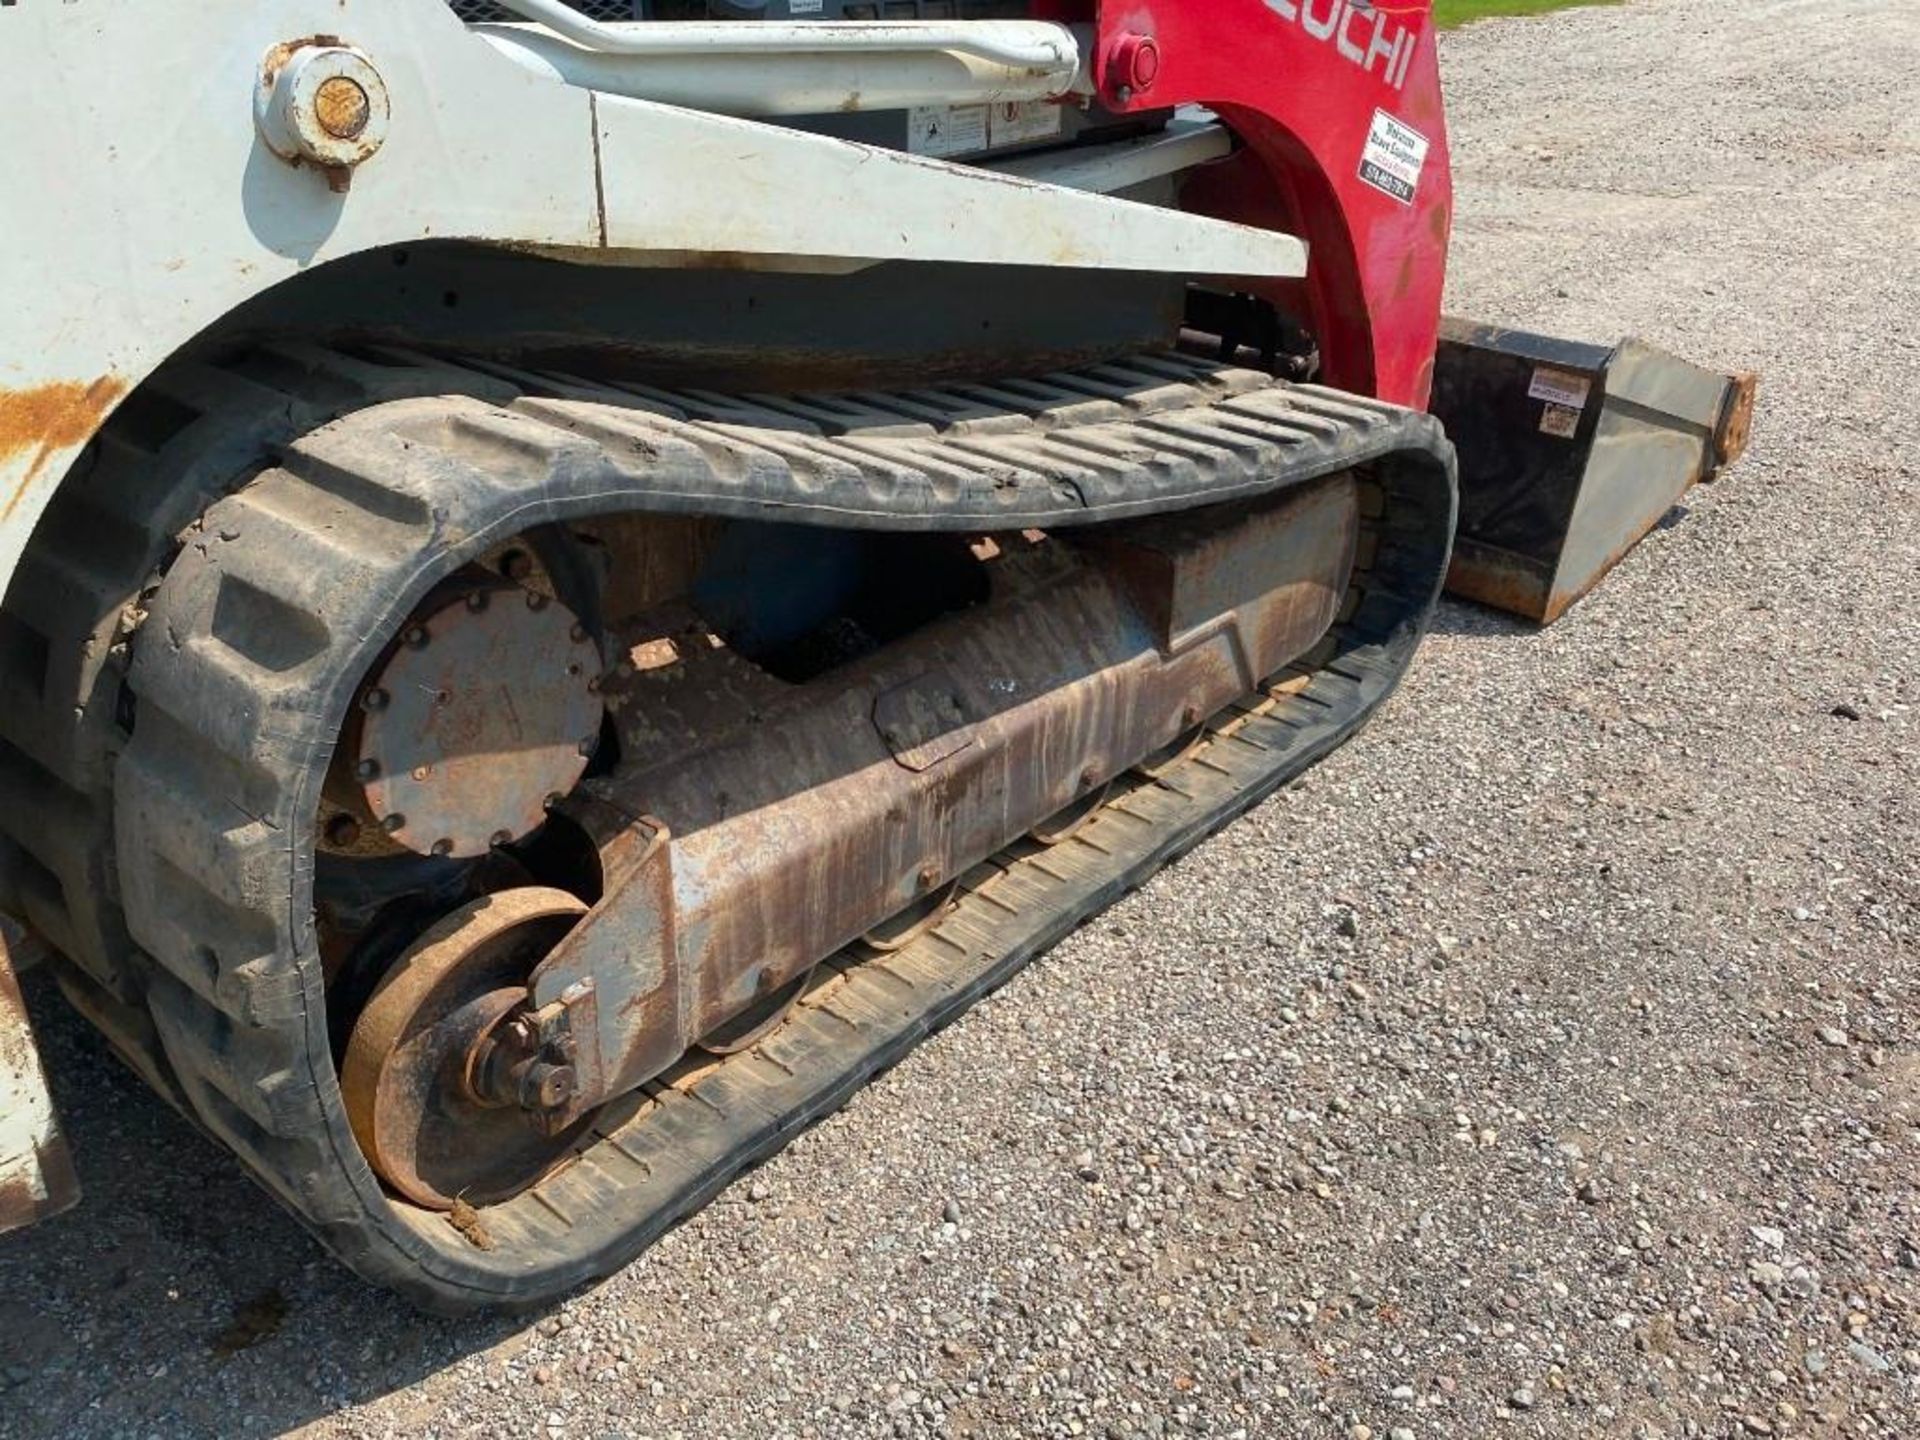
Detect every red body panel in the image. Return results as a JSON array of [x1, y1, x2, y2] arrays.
[[1094, 0, 1451, 408]]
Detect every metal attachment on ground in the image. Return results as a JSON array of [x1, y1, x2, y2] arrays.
[[255, 41, 391, 186], [340, 887, 592, 1209], [1432, 316, 1762, 624], [353, 577, 603, 859]]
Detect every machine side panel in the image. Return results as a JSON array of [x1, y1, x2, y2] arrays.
[[1096, 0, 1454, 406], [0, 0, 1304, 606]]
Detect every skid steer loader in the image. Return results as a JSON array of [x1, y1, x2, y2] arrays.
[[0, 0, 1750, 1310]]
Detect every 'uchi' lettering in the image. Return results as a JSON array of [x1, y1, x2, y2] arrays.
[[1263, 0, 1417, 91]]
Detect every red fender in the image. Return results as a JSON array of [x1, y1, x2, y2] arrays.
[[1091, 0, 1452, 407]]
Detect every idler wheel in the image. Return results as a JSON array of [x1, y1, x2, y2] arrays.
[[341, 886, 591, 1209]]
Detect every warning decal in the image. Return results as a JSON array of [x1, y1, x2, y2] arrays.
[[1359, 109, 1429, 205], [909, 105, 989, 158], [1539, 403, 1582, 439], [909, 102, 1061, 158]]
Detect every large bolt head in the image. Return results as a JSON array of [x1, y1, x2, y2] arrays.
[[520, 1062, 577, 1112], [256, 43, 391, 174], [1104, 32, 1161, 101]]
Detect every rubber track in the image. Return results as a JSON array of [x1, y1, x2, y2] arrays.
[[0, 345, 519, 1097], [51, 348, 1452, 1308]]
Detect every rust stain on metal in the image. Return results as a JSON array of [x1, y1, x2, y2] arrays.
[[0, 376, 128, 520], [1709, 371, 1759, 476], [261, 33, 345, 85], [314, 75, 372, 140], [1447, 527, 1663, 626]]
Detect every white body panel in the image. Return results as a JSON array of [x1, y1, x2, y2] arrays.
[[477, 21, 1078, 116], [0, 0, 1307, 601]]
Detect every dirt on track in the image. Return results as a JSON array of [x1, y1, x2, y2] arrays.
[[1, 1, 1916, 1436]]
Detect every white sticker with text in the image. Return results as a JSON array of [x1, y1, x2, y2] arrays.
[[1359, 109, 1430, 205], [1527, 365, 1594, 410], [991, 100, 1064, 146]]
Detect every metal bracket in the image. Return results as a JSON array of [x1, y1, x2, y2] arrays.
[[528, 799, 679, 1110], [873, 671, 976, 772]]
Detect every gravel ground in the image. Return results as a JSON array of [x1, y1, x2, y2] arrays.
[[3, 1, 1916, 1436]]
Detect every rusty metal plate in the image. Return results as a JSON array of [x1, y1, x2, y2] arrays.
[[873, 672, 975, 772], [1, 917, 80, 1234], [358, 583, 604, 858]]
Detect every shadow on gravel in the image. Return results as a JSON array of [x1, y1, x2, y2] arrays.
[[0, 970, 525, 1439], [1423, 594, 1538, 638]]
